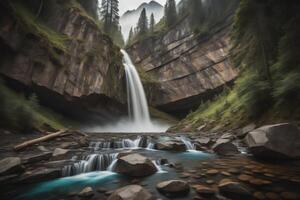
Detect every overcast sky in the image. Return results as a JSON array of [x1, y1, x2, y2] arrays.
[[119, 0, 178, 15]]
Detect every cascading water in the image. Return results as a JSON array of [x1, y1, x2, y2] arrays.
[[122, 49, 151, 124], [62, 153, 118, 176], [85, 50, 170, 132]]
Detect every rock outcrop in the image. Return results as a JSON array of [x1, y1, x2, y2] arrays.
[[127, 16, 238, 116], [156, 180, 190, 197], [0, 0, 126, 123], [114, 153, 157, 177], [0, 157, 22, 175], [108, 185, 152, 200], [245, 123, 300, 159]]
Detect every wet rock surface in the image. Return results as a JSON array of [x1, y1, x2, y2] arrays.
[[245, 123, 300, 159], [114, 153, 157, 177], [0, 157, 22, 176], [0, 130, 300, 200], [156, 180, 190, 197], [108, 185, 152, 200]]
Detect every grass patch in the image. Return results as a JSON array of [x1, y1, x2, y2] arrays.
[[0, 81, 78, 132]]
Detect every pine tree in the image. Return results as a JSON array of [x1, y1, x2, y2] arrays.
[[165, 0, 177, 27], [190, 0, 204, 27], [137, 8, 148, 35], [127, 27, 134, 44], [150, 13, 155, 33], [101, 0, 120, 34]]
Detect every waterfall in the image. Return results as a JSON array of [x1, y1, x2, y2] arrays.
[[62, 153, 118, 176], [177, 136, 196, 150], [121, 49, 151, 124], [89, 136, 143, 151]]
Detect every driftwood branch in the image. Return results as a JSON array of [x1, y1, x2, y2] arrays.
[[14, 130, 67, 151]]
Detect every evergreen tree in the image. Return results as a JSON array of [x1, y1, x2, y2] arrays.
[[190, 0, 204, 27], [137, 8, 148, 35], [150, 13, 155, 33], [165, 0, 177, 27], [101, 0, 120, 34], [127, 27, 134, 44], [100, 0, 124, 46]]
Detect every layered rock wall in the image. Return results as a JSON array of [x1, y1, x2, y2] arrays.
[[127, 16, 238, 116], [0, 1, 126, 122]]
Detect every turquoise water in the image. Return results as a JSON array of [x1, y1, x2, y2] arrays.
[[17, 150, 214, 200]]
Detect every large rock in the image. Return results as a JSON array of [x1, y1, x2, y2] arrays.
[[155, 141, 186, 152], [108, 185, 152, 200], [245, 123, 300, 159], [156, 180, 190, 196], [19, 168, 61, 183], [236, 123, 256, 139], [114, 153, 157, 177], [78, 187, 94, 198], [52, 148, 69, 159], [0, 157, 22, 175], [212, 139, 240, 156], [22, 152, 52, 164], [218, 181, 252, 200]]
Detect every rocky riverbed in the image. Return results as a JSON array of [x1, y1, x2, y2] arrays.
[[1, 123, 300, 200]]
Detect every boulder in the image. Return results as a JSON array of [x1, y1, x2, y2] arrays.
[[108, 185, 152, 200], [19, 168, 61, 183], [22, 152, 52, 164], [0, 157, 22, 175], [218, 181, 252, 200], [195, 137, 211, 146], [155, 141, 186, 152], [212, 139, 240, 156], [239, 123, 257, 139], [52, 148, 69, 159], [114, 153, 157, 177], [245, 123, 300, 159], [78, 187, 94, 198], [193, 184, 215, 197], [156, 180, 190, 196]]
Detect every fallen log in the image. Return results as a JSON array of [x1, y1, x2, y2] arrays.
[[14, 130, 67, 151]]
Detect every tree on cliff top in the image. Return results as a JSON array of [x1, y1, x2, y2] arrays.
[[165, 0, 177, 27], [100, 0, 124, 46], [137, 8, 148, 36], [150, 13, 155, 33]]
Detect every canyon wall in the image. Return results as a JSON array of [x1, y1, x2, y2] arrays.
[[127, 15, 238, 116], [0, 0, 126, 123]]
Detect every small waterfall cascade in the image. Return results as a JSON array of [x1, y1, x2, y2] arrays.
[[176, 136, 196, 150], [89, 136, 154, 151], [121, 50, 151, 125], [62, 153, 118, 176]]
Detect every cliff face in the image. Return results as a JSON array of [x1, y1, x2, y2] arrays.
[[127, 16, 238, 117], [0, 0, 126, 123]]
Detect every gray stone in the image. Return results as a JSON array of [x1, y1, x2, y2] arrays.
[[155, 141, 186, 152], [19, 168, 61, 183], [212, 139, 240, 156], [108, 185, 152, 200], [0, 157, 22, 175], [114, 153, 157, 177], [195, 137, 211, 146], [245, 123, 300, 159], [218, 181, 252, 200], [52, 148, 69, 158], [237, 123, 256, 139], [156, 180, 190, 196], [22, 152, 52, 164], [78, 187, 94, 198]]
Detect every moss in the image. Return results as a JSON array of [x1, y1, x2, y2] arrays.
[[10, 1, 69, 53]]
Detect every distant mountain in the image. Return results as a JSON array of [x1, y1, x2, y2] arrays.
[[120, 1, 164, 41]]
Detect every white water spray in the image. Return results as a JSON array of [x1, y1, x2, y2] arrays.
[[84, 50, 170, 132], [122, 49, 151, 124]]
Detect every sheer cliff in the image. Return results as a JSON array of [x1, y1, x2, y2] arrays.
[[127, 2, 239, 117], [0, 0, 126, 123]]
